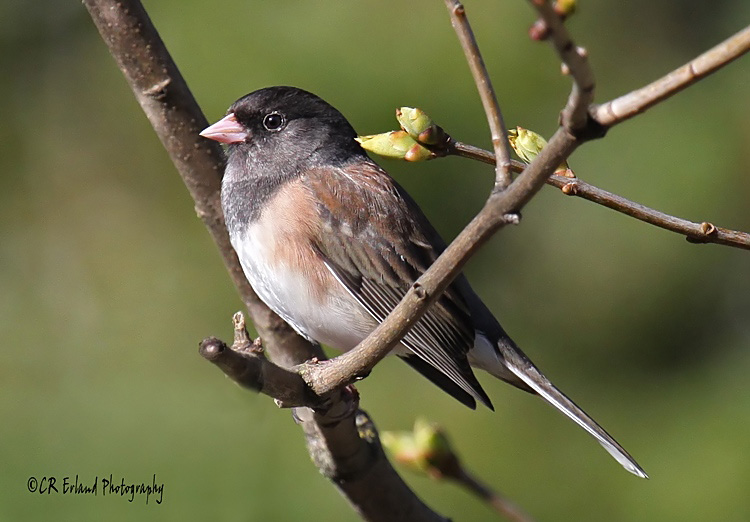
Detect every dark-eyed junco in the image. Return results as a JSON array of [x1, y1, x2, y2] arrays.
[[201, 86, 647, 478]]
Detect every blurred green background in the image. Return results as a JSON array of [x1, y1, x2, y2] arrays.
[[2, 0, 749, 520]]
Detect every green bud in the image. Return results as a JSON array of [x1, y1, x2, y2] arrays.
[[356, 131, 412, 159], [396, 107, 446, 145], [413, 418, 453, 468], [508, 126, 575, 177], [356, 131, 433, 161], [381, 430, 429, 475], [396, 107, 432, 136], [404, 143, 433, 162], [508, 127, 547, 163], [555, 0, 576, 17], [381, 418, 459, 479]]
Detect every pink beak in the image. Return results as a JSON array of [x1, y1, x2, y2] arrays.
[[199, 113, 249, 143]]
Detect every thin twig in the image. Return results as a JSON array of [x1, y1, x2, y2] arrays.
[[546, 177, 750, 249], [593, 25, 750, 127], [444, 0, 513, 189], [451, 141, 750, 250], [528, 0, 595, 131], [199, 314, 319, 408], [383, 419, 534, 521], [453, 469, 535, 522]]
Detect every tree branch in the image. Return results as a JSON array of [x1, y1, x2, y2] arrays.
[[199, 313, 319, 408], [453, 468, 535, 522], [81, 0, 318, 369], [83, 1, 446, 520], [547, 177, 750, 249], [592, 25, 750, 126], [445, 0, 514, 189], [199, 313, 447, 522], [451, 141, 750, 250], [528, 0, 595, 131]]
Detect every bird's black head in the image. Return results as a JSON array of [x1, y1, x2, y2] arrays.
[[202, 86, 367, 180]]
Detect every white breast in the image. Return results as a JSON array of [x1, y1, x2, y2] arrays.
[[231, 222, 372, 352]]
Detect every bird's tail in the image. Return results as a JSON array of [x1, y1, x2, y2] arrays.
[[472, 333, 648, 478]]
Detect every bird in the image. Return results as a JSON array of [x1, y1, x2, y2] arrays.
[[200, 86, 647, 478]]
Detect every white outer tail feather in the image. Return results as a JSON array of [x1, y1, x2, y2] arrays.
[[476, 335, 648, 478], [506, 360, 648, 478]]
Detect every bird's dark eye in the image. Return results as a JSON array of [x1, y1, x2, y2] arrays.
[[263, 112, 285, 131]]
